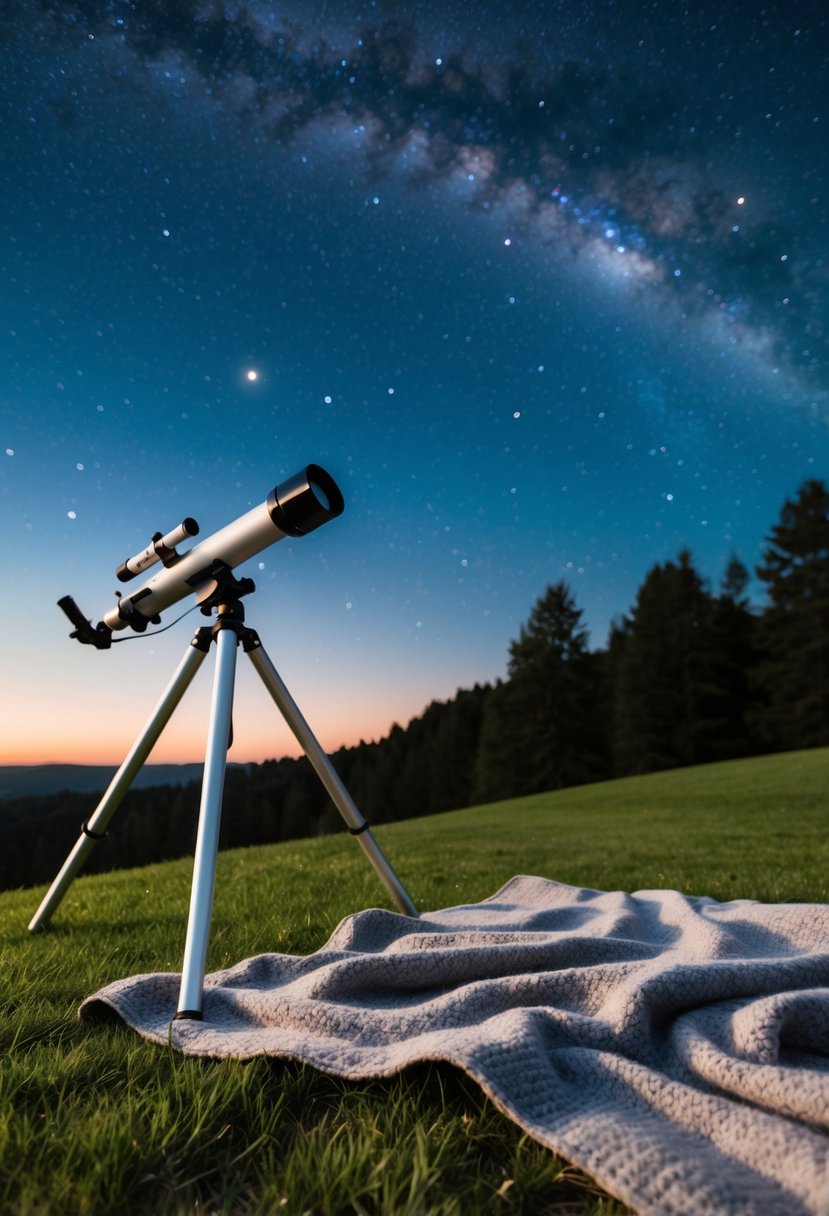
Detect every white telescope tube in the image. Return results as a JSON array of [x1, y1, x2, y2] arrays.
[[103, 465, 343, 632]]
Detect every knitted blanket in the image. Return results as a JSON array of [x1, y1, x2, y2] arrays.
[[80, 876, 829, 1216]]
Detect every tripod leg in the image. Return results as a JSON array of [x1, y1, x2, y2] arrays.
[[245, 640, 418, 918], [28, 635, 211, 933], [176, 627, 239, 1018]]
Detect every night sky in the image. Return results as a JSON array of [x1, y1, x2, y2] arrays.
[[1, 1, 827, 766]]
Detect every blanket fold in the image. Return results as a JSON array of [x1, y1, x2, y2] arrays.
[[80, 875, 829, 1216]]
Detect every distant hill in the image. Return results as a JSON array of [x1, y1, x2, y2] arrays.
[[0, 763, 234, 799]]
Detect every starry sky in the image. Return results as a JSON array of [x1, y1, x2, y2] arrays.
[[1, 0, 827, 766]]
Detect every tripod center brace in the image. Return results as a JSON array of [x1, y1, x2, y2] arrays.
[[28, 576, 418, 1020]]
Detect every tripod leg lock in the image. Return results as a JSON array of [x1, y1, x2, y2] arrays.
[[81, 820, 107, 840], [348, 820, 371, 837]]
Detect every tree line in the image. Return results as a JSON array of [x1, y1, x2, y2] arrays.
[[3, 478, 827, 894]]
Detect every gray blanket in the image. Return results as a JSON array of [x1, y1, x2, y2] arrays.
[[80, 876, 829, 1216]]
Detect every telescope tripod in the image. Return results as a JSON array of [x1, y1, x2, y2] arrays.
[[29, 584, 418, 1019]]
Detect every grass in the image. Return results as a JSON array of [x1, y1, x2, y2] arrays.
[[1, 747, 827, 1214]]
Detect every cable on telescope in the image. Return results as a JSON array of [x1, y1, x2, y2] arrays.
[[110, 603, 200, 642]]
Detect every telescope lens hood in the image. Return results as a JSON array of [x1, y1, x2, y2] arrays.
[[267, 464, 344, 536]]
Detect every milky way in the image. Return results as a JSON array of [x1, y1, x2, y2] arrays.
[[1, 0, 827, 764], [21, 0, 827, 399]]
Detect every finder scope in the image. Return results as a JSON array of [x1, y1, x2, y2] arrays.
[[59, 464, 344, 648], [116, 518, 200, 582]]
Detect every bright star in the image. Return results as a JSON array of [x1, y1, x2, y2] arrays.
[[246, 369, 259, 382]]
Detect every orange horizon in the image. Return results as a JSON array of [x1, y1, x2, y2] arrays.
[[0, 743, 305, 768], [2, 647, 471, 771], [0, 717, 404, 769]]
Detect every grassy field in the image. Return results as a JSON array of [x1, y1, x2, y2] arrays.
[[1, 747, 827, 1215]]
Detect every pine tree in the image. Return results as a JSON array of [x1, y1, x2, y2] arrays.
[[705, 556, 761, 759], [612, 551, 719, 774], [754, 479, 829, 750], [474, 677, 532, 802], [427, 686, 490, 812], [474, 582, 604, 800]]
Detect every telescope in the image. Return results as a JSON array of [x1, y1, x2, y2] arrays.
[[59, 464, 344, 647], [34, 460, 417, 1020]]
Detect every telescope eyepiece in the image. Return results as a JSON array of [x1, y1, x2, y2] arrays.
[[267, 464, 344, 536]]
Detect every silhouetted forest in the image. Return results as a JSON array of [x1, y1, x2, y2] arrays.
[[3, 479, 827, 894]]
